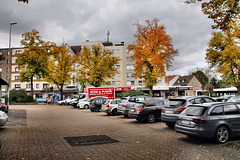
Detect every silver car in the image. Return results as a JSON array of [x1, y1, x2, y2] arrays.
[[175, 102, 240, 143], [102, 99, 120, 116], [161, 96, 217, 127], [0, 111, 8, 126], [117, 96, 153, 117]]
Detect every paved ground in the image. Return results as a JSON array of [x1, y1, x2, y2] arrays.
[[0, 104, 240, 160]]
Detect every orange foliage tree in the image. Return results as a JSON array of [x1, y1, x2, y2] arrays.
[[128, 19, 179, 96]]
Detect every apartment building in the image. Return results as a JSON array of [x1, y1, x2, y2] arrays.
[[0, 40, 168, 98]]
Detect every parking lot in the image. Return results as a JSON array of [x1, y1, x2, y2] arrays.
[[0, 104, 240, 160]]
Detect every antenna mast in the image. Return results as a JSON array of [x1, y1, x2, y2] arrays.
[[107, 30, 111, 42]]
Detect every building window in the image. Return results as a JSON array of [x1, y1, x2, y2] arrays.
[[126, 64, 134, 70], [6, 68, 9, 72], [112, 49, 115, 53], [126, 57, 133, 62], [26, 84, 31, 89], [139, 81, 143, 86], [15, 67, 19, 72], [112, 81, 115, 85], [116, 73, 120, 77], [7, 59, 9, 64], [43, 84, 48, 88], [116, 49, 120, 54], [116, 65, 120, 69], [15, 50, 22, 54], [36, 84, 39, 88], [0, 68, 2, 72], [128, 50, 134, 55], [0, 60, 2, 64], [126, 73, 134, 78], [159, 80, 162, 84], [15, 76, 19, 80], [117, 81, 120, 85], [127, 81, 135, 86], [7, 51, 10, 56], [15, 84, 21, 88], [0, 51, 2, 55]]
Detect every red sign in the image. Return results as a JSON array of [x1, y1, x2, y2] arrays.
[[87, 87, 115, 99]]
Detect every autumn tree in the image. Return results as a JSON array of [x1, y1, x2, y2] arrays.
[[206, 21, 240, 94], [17, 29, 52, 98], [185, 0, 240, 31], [76, 44, 119, 87], [44, 43, 75, 100], [128, 19, 179, 96]]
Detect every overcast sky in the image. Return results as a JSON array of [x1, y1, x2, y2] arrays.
[[0, 0, 214, 75]]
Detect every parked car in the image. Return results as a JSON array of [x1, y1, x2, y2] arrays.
[[89, 97, 108, 112], [102, 99, 121, 116], [0, 104, 8, 114], [77, 98, 95, 109], [0, 110, 8, 126], [175, 102, 240, 143], [161, 96, 217, 127], [227, 96, 240, 103], [117, 96, 153, 117], [128, 99, 168, 123]]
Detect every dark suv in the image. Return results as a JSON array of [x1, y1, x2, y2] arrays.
[[89, 97, 108, 112], [161, 96, 216, 127], [128, 99, 167, 123]]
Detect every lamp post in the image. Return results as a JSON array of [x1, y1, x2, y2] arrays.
[[7, 22, 17, 109]]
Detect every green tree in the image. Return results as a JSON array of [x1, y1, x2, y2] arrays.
[[76, 44, 119, 87], [44, 43, 76, 100], [128, 19, 179, 96], [206, 21, 240, 94], [185, 0, 240, 31], [17, 29, 53, 98], [117, 89, 148, 98]]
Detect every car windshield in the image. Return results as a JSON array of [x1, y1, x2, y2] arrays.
[[181, 106, 207, 116], [227, 97, 240, 103], [165, 99, 186, 107]]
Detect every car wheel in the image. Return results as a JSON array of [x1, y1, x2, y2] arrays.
[[107, 113, 111, 116], [61, 102, 64, 105], [215, 126, 230, 144], [165, 122, 175, 128], [84, 104, 89, 109], [112, 109, 118, 116], [147, 114, 156, 123], [136, 118, 142, 122], [124, 114, 129, 118]]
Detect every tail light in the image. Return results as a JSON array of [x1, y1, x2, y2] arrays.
[[161, 107, 164, 111], [192, 119, 207, 124], [122, 104, 127, 108], [106, 102, 110, 108], [176, 107, 187, 113], [92, 104, 95, 106], [135, 109, 143, 113]]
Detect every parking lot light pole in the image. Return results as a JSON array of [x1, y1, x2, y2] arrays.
[[7, 22, 17, 109]]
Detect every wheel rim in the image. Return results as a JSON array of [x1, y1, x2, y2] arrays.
[[84, 105, 88, 109], [148, 114, 155, 123], [217, 127, 229, 143]]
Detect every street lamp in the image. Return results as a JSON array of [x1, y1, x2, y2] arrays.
[[7, 22, 17, 109]]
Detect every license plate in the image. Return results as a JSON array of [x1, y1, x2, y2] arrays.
[[165, 110, 174, 114], [180, 120, 190, 125]]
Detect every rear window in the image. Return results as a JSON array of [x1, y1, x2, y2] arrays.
[[181, 106, 207, 116], [166, 99, 186, 107], [119, 98, 128, 103], [227, 97, 240, 103]]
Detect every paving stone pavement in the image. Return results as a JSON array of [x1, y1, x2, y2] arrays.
[[0, 104, 240, 160]]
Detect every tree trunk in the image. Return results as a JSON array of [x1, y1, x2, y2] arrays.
[[60, 86, 64, 100], [237, 86, 240, 96], [30, 76, 34, 100], [149, 85, 153, 97]]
